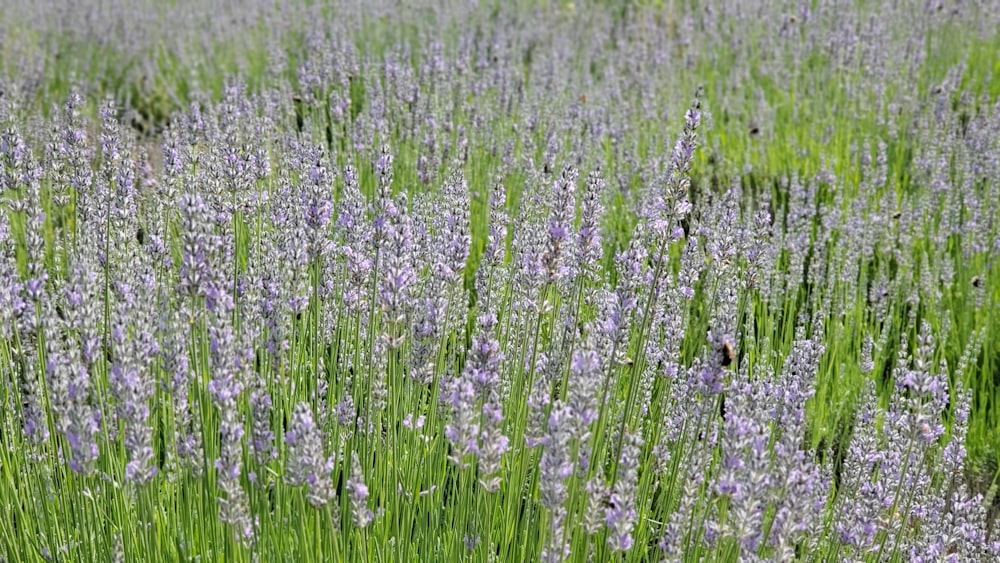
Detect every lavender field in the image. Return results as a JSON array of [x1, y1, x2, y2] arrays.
[[1, 0, 1000, 561]]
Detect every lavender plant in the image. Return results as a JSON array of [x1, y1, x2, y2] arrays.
[[0, 0, 999, 561]]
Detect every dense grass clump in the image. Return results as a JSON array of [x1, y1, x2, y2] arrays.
[[1, 0, 1000, 561]]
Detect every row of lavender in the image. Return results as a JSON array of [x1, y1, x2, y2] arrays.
[[2, 1, 1000, 562], [4, 0, 999, 151]]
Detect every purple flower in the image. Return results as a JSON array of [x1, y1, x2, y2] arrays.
[[249, 379, 276, 465], [285, 403, 338, 511], [574, 169, 606, 282], [378, 193, 416, 329], [606, 431, 641, 552], [348, 452, 375, 527], [542, 167, 577, 284]]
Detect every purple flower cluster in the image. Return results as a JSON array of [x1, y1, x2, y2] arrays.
[[285, 402, 338, 511]]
